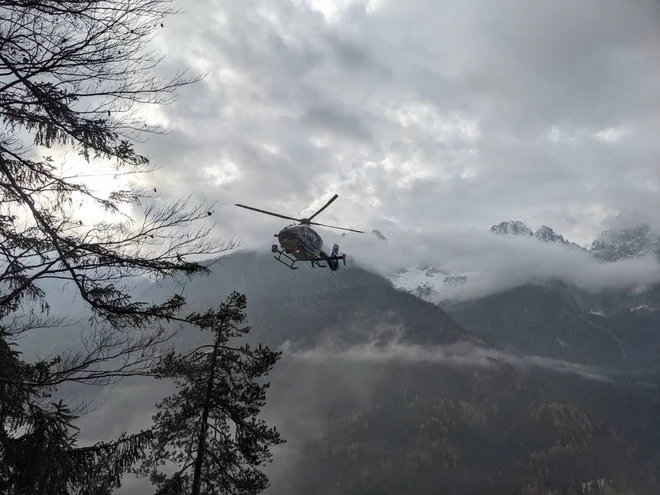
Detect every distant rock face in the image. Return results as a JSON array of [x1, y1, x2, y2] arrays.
[[489, 217, 660, 260], [590, 223, 660, 262], [391, 221, 584, 302], [534, 225, 584, 250], [444, 275, 467, 285], [534, 225, 565, 243], [385, 216, 660, 374], [418, 263, 444, 277], [414, 281, 436, 298], [490, 220, 533, 237], [490, 221, 585, 250]]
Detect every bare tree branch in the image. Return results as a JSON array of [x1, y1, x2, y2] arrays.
[[0, 2, 243, 493]]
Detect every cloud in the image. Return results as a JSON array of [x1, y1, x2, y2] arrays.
[[11, 0, 659, 301], [280, 332, 613, 382], [337, 225, 660, 300], [112, 0, 660, 255]]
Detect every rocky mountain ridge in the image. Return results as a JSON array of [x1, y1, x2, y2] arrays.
[[590, 222, 660, 262], [490, 220, 584, 251]]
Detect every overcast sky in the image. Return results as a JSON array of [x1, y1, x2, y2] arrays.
[[124, 0, 660, 250]]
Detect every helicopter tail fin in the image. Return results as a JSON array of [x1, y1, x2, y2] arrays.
[[328, 243, 341, 271]]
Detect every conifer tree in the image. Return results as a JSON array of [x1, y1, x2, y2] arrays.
[[138, 291, 285, 495]]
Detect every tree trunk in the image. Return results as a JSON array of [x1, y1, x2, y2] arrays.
[[191, 335, 221, 495]]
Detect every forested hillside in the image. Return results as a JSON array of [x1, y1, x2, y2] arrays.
[[447, 281, 660, 371], [136, 250, 660, 494]]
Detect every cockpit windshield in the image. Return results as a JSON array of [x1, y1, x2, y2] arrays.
[[309, 229, 322, 245]]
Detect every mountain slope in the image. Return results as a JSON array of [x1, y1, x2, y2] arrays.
[[282, 361, 659, 494], [143, 245, 660, 372], [136, 249, 482, 349], [446, 280, 660, 370], [129, 248, 660, 494]]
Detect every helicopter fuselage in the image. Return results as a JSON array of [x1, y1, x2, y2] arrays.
[[276, 224, 324, 260], [273, 224, 343, 271]]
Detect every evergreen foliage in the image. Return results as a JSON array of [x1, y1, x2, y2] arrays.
[[137, 292, 285, 495]]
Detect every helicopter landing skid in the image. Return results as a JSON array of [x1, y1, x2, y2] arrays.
[[272, 248, 300, 270], [271, 245, 347, 271]]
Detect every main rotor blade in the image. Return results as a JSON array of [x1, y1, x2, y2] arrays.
[[234, 204, 300, 222], [307, 194, 338, 222], [309, 221, 364, 233]]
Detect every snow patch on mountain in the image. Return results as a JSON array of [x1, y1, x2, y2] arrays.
[[389, 263, 471, 301], [630, 304, 656, 313]]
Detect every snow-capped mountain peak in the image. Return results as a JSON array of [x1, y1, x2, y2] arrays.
[[590, 222, 660, 262], [490, 220, 533, 236], [389, 263, 469, 301], [534, 225, 565, 243], [489, 221, 584, 250]]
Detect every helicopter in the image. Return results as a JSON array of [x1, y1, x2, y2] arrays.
[[234, 194, 364, 271]]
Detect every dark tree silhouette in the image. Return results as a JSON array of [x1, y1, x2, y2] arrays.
[[0, 0, 233, 328], [138, 292, 285, 495], [0, 0, 241, 492], [0, 327, 156, 494]]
